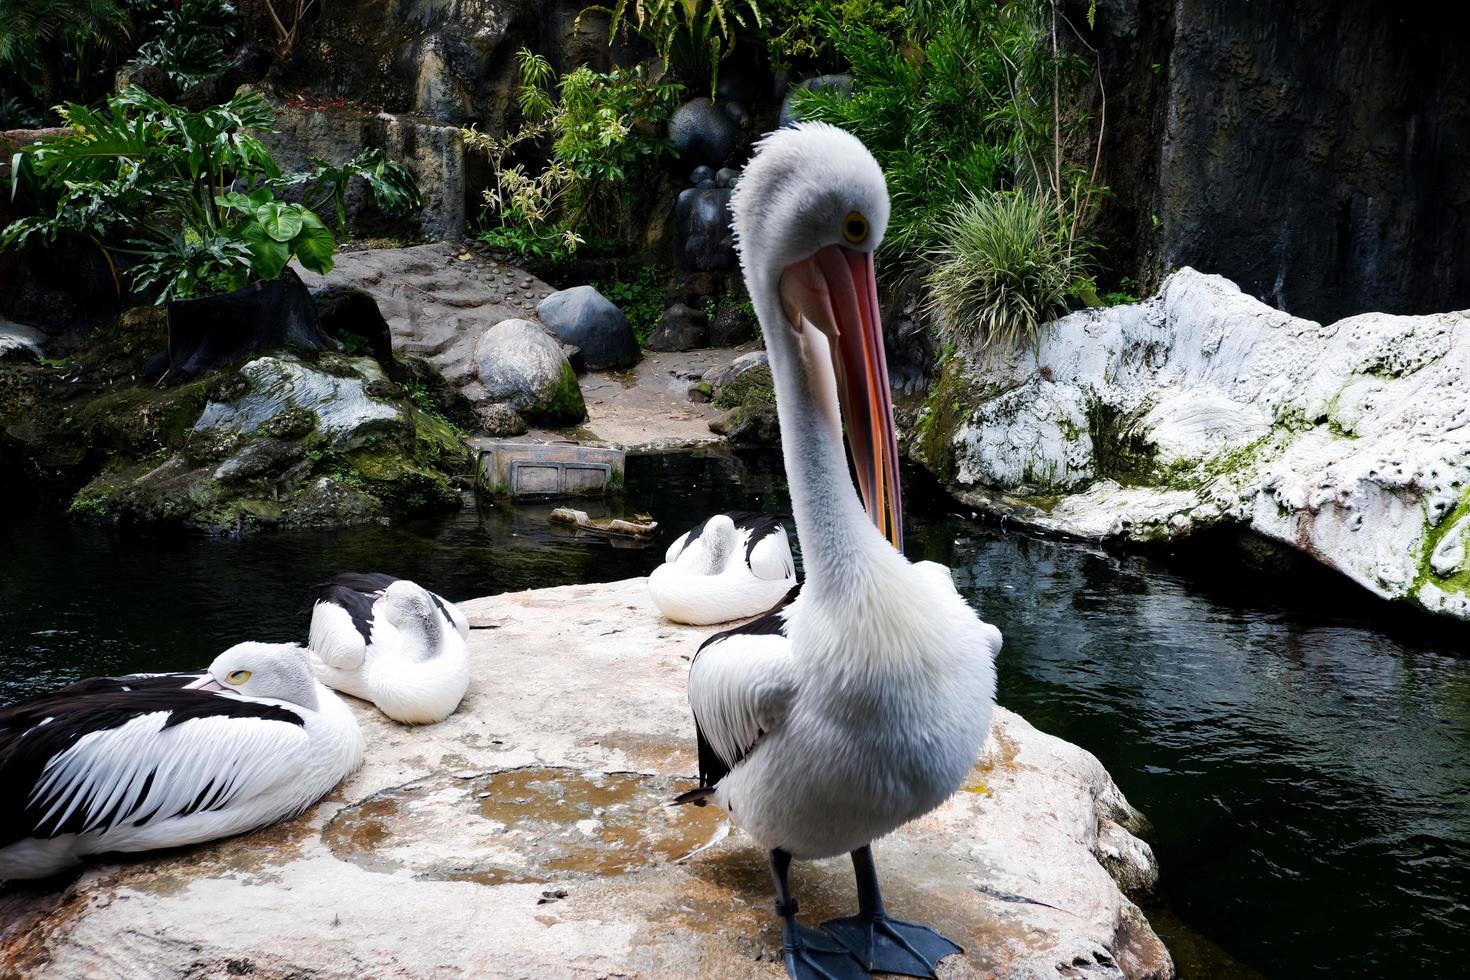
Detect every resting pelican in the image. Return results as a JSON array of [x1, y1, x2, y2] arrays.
[[648, 511, 797, 625], [306, 573, 471, 725], [0, 642, 364, 880], [676, 123, 1001, 979]]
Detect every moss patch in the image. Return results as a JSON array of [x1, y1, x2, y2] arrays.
[[1414, 487, 1470, 598], [1085, 399, 1158, 486]]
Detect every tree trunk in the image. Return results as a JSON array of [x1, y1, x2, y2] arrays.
[[37, 40, 62, 109]]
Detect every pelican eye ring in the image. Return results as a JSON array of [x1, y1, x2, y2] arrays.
[[226, 669, 252, 685], [842, 211, 869, 244]]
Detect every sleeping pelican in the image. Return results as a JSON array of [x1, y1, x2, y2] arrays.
[[676, 124, 1002, 979], [0, 642, 364, 880], [306, 573, 471, 725], [648, 511, 797, 625]]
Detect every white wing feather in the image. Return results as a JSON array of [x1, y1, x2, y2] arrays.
[[32, 709, 314, 835], [308, 602, 367, 670], [745, 526, 795, 581], [665, 531, 691, 564], [688, 633, 798, 770], [435, 593, 470, 640]]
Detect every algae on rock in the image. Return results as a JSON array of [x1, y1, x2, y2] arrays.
[[2, 310, 471, 534]]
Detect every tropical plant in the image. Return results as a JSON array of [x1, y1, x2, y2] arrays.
[[594, 265, 663, 343], [464, 50, 679, 262], [129, 0, 240, 86], [787, 0, 1106, 346], [3, 87, 421, 300], [924, 189, 1079, 349], [585, 0, 763, 94], [0, 0, 131, 106], [792, 7, 1017, 262]]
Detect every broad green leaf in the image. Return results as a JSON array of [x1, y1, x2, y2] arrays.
[[291, 210, 337, 274], [255, 202, 305, 242], [239, 219, 291, 280]]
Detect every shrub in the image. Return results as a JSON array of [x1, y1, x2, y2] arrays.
[[586, 0, 764, 94], [594, 265, 663, 344], [3, 88, 421, 301], [786, 0, 1106, 345], [130, 0, 240, 86], [924, 190, 1079, 349], [464, 50, 679, 263]]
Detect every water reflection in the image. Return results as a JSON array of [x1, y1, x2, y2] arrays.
[[1, 449, 1467, 977]]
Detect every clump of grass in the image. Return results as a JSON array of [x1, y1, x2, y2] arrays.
[[924, 190, 1081, 349]]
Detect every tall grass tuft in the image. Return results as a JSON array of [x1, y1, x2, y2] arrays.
[[924, 190, 1080, 350]]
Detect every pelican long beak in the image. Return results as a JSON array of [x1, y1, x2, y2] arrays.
[[780, 244, 904, 550], [185, 676, 229, 693]]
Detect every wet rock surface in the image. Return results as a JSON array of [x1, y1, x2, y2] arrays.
[[72, 353, 466, 532], [675, 186, 737, 272], [669, 97, 745, 169], [295, 243, 558, 408], [1075, 0, 1470, 322], [911, 267, 1470, 620], [0, 578, 1171, 980], [536, 285, 640, 370], [0, 310, 469, 531]]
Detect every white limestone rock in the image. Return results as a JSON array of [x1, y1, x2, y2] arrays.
[[926, 268, 1470, 619], [0, 578, 1171, 980]]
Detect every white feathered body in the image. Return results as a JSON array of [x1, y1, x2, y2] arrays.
[[691, 547, 999, 860], [307, 577, 471, 725], [650, 514, 797, 626], [0, 680, 363, 880]]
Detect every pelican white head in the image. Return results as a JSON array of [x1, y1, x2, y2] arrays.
[[197, 641, 320, 710], [731, 122, 902, 549]]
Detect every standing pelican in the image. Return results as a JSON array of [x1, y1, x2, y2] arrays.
[[676, 124, 1001, 979]]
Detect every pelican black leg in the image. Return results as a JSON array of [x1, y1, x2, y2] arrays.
[[769, 849, 869, 980], [819, 845, 963, 979]]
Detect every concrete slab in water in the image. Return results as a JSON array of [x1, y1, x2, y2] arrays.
[[475, 441, 626, 498], [0, 578, 1173, 979]]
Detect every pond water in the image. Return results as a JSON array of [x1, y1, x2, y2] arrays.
[[2, 449, 1467, 978]]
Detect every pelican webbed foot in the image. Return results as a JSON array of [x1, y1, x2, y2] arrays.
[[819, 845, 963, 978], [819, 915, 962, 979], [769, 849, 870, 980]]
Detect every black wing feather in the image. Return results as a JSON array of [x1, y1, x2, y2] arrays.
[[0, 684, 303, 848], [685, 584, 800, 797]]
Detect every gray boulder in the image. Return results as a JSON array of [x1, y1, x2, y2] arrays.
[[476, 403, 529, 437], [710, 294, 757, 346], [703, 350, 769, 391], [669, 97, 743, 169], [779, 74, 853, 128], [675, 188, 736, 272], [647, 304, 710, 352], [473, 319, 586, 425], [536, 286, 640, 370]]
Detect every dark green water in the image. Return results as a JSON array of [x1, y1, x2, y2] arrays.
[[2, 449, 1467, 977]]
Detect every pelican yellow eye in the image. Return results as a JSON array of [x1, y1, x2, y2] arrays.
[[226, 669, 251, 685], [842, 211, 869, 244]]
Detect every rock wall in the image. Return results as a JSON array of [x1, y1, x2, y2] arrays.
[[908, 269, 1470, 621], [1071, 0, 1470, 323], [269, 0, 627, 130], [264, 106, 467, 241]]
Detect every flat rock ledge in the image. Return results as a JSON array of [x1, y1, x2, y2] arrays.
[[914, 268, 1470, 620], [0, 579, 1170, 980]]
